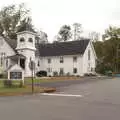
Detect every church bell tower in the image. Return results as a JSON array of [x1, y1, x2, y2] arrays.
[[16, 30, 36, 77]]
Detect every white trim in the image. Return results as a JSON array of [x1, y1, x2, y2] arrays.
[[16, 47, 36, 51], [90, 41, 97, 59], [17, 31, 37, 36], [41, 93, 83, 97]]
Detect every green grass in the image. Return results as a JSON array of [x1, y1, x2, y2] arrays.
[[0, 76, 80, 85], [0, 87, 30, 93], [0, 80, 43, 95], [0, 76, 80, 94], [0, 86, 44, 95]]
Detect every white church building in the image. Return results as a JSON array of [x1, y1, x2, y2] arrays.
[[0, 29, 97, 77]]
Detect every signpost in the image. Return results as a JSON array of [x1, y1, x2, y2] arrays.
[[29, 60, 35, 93]]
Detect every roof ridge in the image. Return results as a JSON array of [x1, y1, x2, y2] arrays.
[[37, 39, 90, 57]]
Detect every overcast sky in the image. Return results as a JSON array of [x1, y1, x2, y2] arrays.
[[0, 0, 120, 41]]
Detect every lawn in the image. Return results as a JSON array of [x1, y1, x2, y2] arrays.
[[0, 80, 56, 96], [0, 84, 44, 96], [0, 76, 80, 96], [0, 87, 32, 93]]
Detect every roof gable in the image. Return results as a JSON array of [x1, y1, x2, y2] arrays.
[[7, 64, 24, 71]]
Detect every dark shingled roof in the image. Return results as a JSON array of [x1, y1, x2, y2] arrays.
[[3, 36, 90, 57], [36, 39, 90, 57], [17, 24, 36, 33], [7, 53, 26, 59], [4, 37, 17, 50]]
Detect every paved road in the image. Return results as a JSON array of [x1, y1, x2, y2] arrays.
[[0, 77, 120, 120]]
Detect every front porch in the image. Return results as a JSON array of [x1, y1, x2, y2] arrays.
[[7, 53, 26, 70]]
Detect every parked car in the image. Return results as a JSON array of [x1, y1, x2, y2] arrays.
[[36, 71, 47, 77]]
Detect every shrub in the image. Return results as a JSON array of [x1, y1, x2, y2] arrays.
[[19, 80, 24, 88], [53, 71, 58, 76], [84, 73, 90, 76], [3, 80, 12, 88], [84, 73, 96, 76], [0, 74, 3, 78], [66, 72, 70, 76], [3, 72, 8, 79], [76, 75, 80, 77], [3, 80, 25, 88], [59, 72, 64, 76], [89, 73, 96, 76]]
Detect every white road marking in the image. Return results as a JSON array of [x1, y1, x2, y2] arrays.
[[41, 93, 83, 97]]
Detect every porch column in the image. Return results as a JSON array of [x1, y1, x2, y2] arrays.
[[18, 57, 20, 66]]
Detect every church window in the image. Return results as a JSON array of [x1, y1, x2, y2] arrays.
[[73, 68, 77, 73], [30, 57, 32, 62], [47, 68, 52, 73], [48, 58, 51, 64], [73, 56, 77, 62], [37, 60, 40, 66], [0, 52, 5, 66], [6, 59, 8, 68], [28, 38, 33, 43], [60, 56, 64, 63], [20, 37, 25, 42], [88, 50, 91, 60]]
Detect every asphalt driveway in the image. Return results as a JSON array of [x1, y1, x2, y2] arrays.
[[36, 76, 110, 91]]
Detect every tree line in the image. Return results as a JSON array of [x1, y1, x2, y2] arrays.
[[0, 3, 48, 43], [94, 26, 120, 74]]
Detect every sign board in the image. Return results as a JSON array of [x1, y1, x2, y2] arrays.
[[7, 64, 24, 82], [10, 72, 22, 80]]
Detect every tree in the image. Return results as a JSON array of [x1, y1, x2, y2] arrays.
[[39, 31, 48, 43], [104, 26, 120, 72], [93, 41, 104, 58], [94, 26, 120, 74], [89, 31, 100, 42], [35, 30, 48, 44], [17, 17, 35, 33], [0, 3, 30, 39], [53, 35, 61, 43], [58, 25, 72, 41], [104, 26, 120, 40], [73, 23, 82, 40]]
